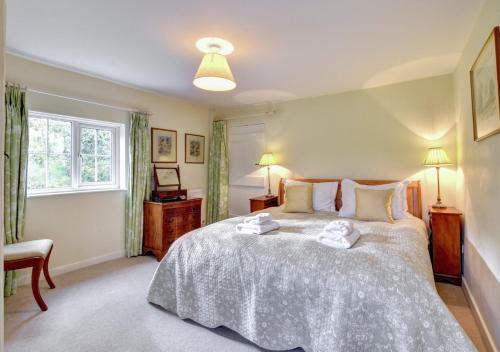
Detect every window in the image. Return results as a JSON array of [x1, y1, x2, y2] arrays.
[[227, 123, 266, 216], [79, 126, 114, 184], [28, 111, 124, 195]]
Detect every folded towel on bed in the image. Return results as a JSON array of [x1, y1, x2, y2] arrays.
[[243, 212, 273, 225], [236, 220, 280, 235], [323, 220, 354, 237], [316, 230, 360, 249]]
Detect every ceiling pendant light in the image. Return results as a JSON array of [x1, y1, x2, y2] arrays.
[[193, 37, 236, 92]]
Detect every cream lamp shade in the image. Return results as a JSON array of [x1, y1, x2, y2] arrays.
[[423, 147, 451, 166], [193, 53, 236, 91], [423, 147, 451, 208], [193, 37, 236, 92], [258, 153, 276, 166]]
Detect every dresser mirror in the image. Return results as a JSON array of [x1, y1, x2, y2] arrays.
[[154, 165, 181, 189]]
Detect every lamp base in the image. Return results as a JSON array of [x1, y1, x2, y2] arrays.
[[431, 203, 447, 209]]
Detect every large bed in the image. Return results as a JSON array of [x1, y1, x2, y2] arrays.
[[147, 179, 476, 352]]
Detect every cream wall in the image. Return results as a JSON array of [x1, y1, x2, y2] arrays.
[[453, 0, 500, 348], [217, 74, 457, 220], [5, 54, 210, 274]]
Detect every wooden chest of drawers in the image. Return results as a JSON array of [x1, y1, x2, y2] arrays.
[[143, 198, 202, 261]]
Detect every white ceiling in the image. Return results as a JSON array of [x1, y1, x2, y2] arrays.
[[6, 0, 483, 108]]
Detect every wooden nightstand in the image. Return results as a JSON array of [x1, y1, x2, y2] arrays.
[[428, 206, 462, 285], [249, 195, 279, 213]]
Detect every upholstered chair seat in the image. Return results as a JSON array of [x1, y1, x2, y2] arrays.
[[4, 239, 56, 311], [4, 239, 53, 261]]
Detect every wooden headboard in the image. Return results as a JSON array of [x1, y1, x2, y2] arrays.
[[278, 178, 422, 219]]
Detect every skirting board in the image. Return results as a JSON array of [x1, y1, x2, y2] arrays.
[[462, 276, 498, 352], [15, 250, 126, 287]]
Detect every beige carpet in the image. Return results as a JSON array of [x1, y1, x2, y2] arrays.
[[5, 257, 487, 352], [435, 283, 488, 351]]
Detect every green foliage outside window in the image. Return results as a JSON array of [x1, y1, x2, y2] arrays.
[[27, 115, 115, 191], [28, 117, 72, 189]]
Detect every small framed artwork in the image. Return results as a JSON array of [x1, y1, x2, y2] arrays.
[[154, 165, 180, 188], [470, 26, 500, 142], [185, 133, 205, 164], [151, 128, 177, 163]]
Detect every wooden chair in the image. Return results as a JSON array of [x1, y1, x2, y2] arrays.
[[4, 239, 56, 311]]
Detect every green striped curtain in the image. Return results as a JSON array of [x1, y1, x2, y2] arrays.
[[4, 84, 29, 297], [207, 120, 229, 224], [125, 112, 151, 257]]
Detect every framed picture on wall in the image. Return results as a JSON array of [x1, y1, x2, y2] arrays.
[[185, 133, 205, 164], [470, 26, 500, 142], [151, 128, 177, 163]]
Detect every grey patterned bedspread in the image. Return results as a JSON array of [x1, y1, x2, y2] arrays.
[[147, 208, 476, 352]]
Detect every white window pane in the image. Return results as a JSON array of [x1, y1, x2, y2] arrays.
[[27, 111, 121, 194], [48, 119, 71, 154], [47, 154, 72, 188], [28, 153, 46, 189], [80, 127, 96, 155], [97, 156, 112, 182], [97, 129, 112, 156], [80, 128, 113, 184], [28, 117, 47, 154], [81, 154, 95, 183]]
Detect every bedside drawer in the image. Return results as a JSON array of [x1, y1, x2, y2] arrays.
[[263, 198, 278, 207], [249, 195, 279, 213], [428, 207, 462, 286]]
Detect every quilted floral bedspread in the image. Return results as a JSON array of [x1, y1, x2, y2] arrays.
[[147, 209, 475, 352]]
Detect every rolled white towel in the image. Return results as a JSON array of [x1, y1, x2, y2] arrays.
[[323, 220, 354, 237], [243, 212, 273, 225], [316, 230, 360, 249], [236, 220, 280, 235]]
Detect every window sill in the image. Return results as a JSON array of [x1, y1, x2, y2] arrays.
[[27, 187, 127, 198]]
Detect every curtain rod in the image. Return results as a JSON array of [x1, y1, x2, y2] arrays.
[[6, 82, 150, 115], [28, 89, 151, 115]]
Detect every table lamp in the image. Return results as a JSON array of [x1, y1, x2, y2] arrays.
[[424, 147, 451, 208], [257, 153, 275, 196]]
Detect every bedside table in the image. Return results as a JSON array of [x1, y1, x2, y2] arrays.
[[249, 195, 279, 213], [428, 206, 462, 285]]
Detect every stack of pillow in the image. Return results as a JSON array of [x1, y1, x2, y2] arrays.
[[283, 178, 410, 223], [283, 180, 339, 213], [339, 179, 410, 222]]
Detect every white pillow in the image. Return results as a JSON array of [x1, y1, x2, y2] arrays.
[[285, 180, 339, 212], [338, 179, 410, 220]]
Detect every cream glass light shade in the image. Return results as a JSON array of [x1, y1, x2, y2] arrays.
[[423, 147, 452, 166], [193, 53, 236, 92], [258, 153, 275, 166]]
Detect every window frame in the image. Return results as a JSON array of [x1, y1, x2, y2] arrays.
[[27, 111, 125, 197], [76, 123, 117, 188]]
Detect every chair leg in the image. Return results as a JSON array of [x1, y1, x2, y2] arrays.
[[43, 246, 56, 289], [31, 258, 48, 311]]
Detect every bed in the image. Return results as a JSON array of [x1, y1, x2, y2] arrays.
[[147, 179, 475, 352]]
